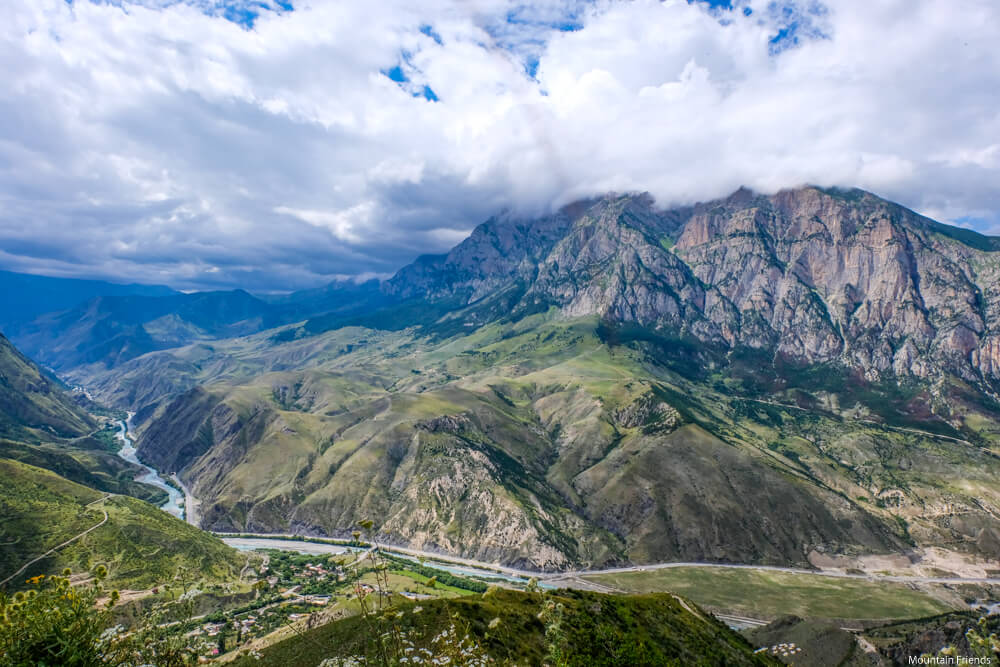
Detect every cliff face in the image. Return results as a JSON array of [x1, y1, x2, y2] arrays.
[[386, 186, 1000, 386]]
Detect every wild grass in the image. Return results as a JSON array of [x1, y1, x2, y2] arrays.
[[585, 567, 956, 621]]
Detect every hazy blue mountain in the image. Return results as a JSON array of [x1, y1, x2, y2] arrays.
[[8, 279, 391, 371], [0, 270, 177, 332]]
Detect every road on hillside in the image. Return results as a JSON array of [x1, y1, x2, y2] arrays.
[[547, 560, 1000, 585], [0, 495, 112, 587], [217, 533, 1000, 587]]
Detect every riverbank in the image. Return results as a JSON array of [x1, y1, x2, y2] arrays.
[[114, 415, 185, 519], [170, 473, 201, 527]]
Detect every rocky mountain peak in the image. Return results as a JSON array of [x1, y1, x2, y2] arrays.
[[383, 186, 1000, 388]]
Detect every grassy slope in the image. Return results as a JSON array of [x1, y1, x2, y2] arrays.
[[120, 314, 1000, 568], [744, 616, 869, 666], [0, 458, 244, 590], [0, 333, 95, 441], [584, 567, 954, 621], [232, 588, 778, 667], [0, 439, 167, 505], [0, 332, 170, 504], [744, 611, 1000, 665]]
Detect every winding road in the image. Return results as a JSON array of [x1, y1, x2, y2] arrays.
[[0, 495, 112, 588]]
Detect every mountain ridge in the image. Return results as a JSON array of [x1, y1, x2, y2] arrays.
[[11, 185, 1000, 572], [374, 186, 1000, 388]]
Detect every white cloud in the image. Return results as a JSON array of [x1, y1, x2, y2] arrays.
[[0, 0, 998, 290]]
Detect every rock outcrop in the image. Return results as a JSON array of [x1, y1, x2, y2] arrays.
[[386, 186, 1000, 386]]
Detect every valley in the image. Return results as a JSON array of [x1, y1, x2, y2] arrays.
[[113, 415, 185, 519], [4, 185, 1000, 664], [8, 186, 996, 577]]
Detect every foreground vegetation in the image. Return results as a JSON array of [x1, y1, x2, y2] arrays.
[[0, 567, 210, 667], [232, 587, 776, 667], [1, 538, 994, 666]]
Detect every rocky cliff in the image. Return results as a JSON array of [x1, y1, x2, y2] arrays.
[[387, 186, 1000, 388]]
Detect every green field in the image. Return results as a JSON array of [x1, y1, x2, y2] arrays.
[[583, 567, 957, 621]]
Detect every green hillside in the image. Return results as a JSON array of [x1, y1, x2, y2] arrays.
[[583, 566, 954, 621], [0, 458, 244, 590], [0, 439, 167, 505], [232, 588, 778, 667], [0, 333, 95, 441], [123, 313, 1000, 569], [0, 332, 170, 504]]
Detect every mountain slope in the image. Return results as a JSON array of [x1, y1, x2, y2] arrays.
[[379, 186, 1000, 387], [0, 333, 95, 441], [0, 332, 172, 504], [0, 458, 244, 589], [131, 317, 929, 569]]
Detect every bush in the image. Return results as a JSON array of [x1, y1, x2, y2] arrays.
[[0, 567, 203, 666], [0, 568, 119, 667]]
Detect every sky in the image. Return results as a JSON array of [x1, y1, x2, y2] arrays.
[[1, 0, 999, 292]]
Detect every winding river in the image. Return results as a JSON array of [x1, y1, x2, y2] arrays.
[[115, 414, 186, 519]]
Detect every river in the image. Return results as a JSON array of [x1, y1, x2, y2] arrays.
[[115, 415, 186, 519]]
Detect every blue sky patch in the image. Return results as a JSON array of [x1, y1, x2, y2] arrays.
[[70, 1, 294, 29], [420, 24, 443, 45], [383, 65, 408, 84], [765, 1, 830, 54], [382, 56, 438, 102]]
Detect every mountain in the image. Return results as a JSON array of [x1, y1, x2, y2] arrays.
[[33, 186, 1000, 571], [8, 280, 389, 372], [9, 290, 273, 371], [259, 277, 388, 322], [0, 457, 244, 590], [0, 332, 170, 504], [0, 332, 96, 441], [0, 269, 177, 332], [380, 186, 1000, 388]]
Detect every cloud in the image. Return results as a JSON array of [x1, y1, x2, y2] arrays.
[[0, 0, 998, 291]]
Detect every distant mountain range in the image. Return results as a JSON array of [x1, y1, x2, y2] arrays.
[[2, 274, 384, 371], [0, 270, 177, 332], [6, 185, 1000, 571]]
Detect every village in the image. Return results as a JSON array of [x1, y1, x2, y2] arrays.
[[150, 548, 493, 661]]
